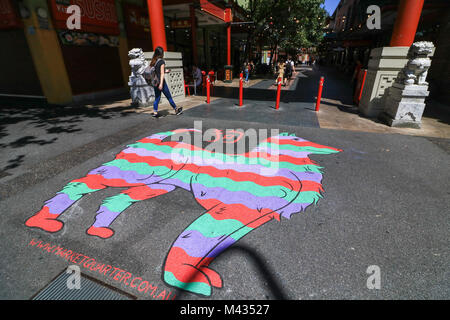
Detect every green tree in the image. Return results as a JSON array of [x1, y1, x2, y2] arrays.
[[247, 0, 327, 66]]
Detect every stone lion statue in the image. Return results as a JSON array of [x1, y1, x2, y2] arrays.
[[398, 41, 434, 86], [128, 48, 154, 107]]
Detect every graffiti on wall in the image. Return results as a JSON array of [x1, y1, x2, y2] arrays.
[[25, 128, 342, 296]]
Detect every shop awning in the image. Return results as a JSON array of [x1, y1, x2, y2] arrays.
[[163, 0, 231, 26]]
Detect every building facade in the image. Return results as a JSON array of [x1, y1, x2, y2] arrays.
[[320, 0, 450, 104], [0, 0, 248, 105]]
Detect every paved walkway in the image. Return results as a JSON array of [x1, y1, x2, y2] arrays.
[[198, 66, 450, 140], [0, 65, 449, 301], [57, 65, 450, 140]]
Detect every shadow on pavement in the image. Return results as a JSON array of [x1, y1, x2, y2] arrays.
[[198, 66, 354, 107], [172, 243, 290, 300], [0, 101, 139, 174]]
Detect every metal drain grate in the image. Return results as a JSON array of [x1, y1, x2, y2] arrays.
[[32, 269, 135, 300]]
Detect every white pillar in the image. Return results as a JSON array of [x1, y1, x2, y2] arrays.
[[358, 46, 409, 117]]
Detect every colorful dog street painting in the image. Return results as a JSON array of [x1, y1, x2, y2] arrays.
[[25, 129, 342, 296]]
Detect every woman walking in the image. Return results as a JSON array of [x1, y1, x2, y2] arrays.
[[148, 46, 183, 117], [277, 60, 285, 86], [243, 61, 250, 83]]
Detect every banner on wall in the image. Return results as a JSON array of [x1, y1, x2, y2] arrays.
[[0, 0, 22, 29], [58, 29, 119, 46], [48, 0, 120, 35]]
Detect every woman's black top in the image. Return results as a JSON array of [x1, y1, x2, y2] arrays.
[[155, 59, 165, 83]]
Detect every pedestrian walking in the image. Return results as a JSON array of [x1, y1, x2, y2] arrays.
[[243, 61, 250, 83], [285, 58, 293, 85], [146, 46, 183, 117], [277, 60, 285, 86], [249, 61, 255, 76]]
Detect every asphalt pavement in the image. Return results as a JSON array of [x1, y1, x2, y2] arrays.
[[0, 67, 448, 300]]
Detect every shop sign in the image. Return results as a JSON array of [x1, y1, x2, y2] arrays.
[[49, 0, 119, 35], [0, 0, 22, 29], [200, 0, 227, 22], [225, 68, 232, 81], [170, 19, 191, 29]]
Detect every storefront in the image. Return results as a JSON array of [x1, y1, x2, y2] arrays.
[[48, 0, 124, 95], [0, 0, 248, 105], [122, 2, 152, 52], [0, 0, 43, 97]]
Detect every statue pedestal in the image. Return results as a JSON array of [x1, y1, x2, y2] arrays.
[[378, 41, 435, 129], [358, 46, 409, 117], [379, 83, 429, 128]]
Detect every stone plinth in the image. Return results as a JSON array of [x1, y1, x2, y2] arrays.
[[379, 41, 435, 129], [379, 83, 429, 128], [358, 46, 409, 117]]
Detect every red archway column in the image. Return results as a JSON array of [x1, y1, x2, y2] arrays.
[[223, 6, 233, 82], [227, 23, 231, 65], [147, 0, 167, 50], [390, 0, 424, 47], [224, 6, 232, 65]]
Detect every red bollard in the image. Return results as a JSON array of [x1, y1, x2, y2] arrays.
[[275, 77, 282, 110], [206, 74, 210, 104], [239, 72, 243, 106], [358, 70, 367, 103], [315, 76, 324, 111]]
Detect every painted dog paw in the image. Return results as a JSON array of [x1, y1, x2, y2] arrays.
[[86, 226, 114, 239], [25, 207, 64, 233], [199, 266, 223, 288], [163, 264, 214, 296]]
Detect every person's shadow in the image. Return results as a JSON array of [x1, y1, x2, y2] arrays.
[[151, 109, 174, 118]]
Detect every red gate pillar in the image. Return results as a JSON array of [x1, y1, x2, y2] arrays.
[[225, 7, 232, 65], [224, 6, 233, 83], [227, 23, 231, 65], [147, 0, 167, 50], [390, 0, 425, 47]]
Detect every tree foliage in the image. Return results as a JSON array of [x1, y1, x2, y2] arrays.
[[244, 0, 327, 62]]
